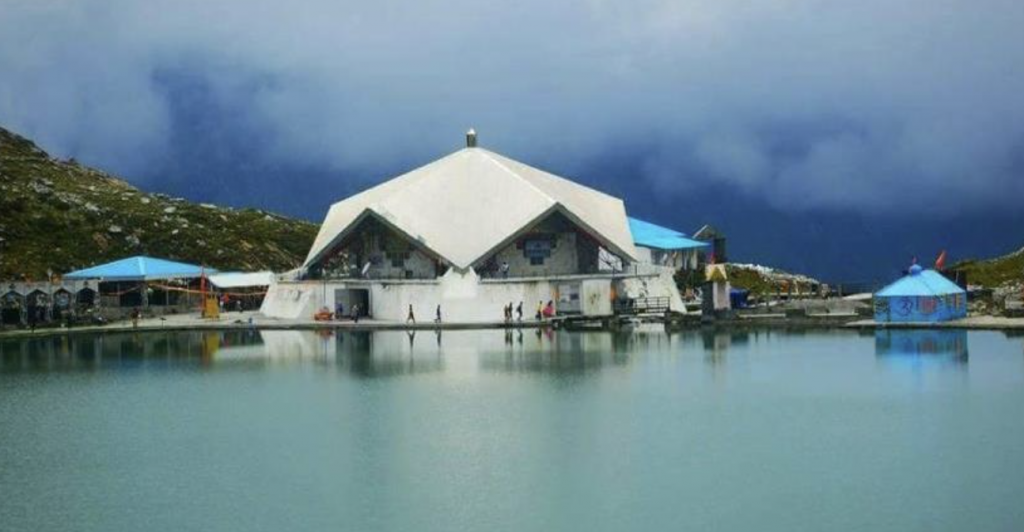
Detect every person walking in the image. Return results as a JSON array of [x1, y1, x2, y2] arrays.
[[407, 304, 416, 324], [352, 304, 360, 323], [515, 301, 523, 322], [536, 301, 544, 321], [435, 304, 442, 324]]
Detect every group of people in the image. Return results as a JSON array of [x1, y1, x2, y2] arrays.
[[503, 302, 523, 322], [405, 304, 443, 324], [503, 300, 555, 322], [333, 302, 361, 323], [218, 294, 244, 313]]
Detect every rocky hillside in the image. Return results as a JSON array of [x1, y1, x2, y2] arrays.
[[953, 246, 1024, 289], [726, 263, 822, 295], [0, 126, 318, 280]]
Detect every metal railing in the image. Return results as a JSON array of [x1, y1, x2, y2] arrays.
[[614, 296, 671, 315]]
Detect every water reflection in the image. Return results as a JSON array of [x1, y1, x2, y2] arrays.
[[0, 330, 267, 372], [874, 329, 969, 366], [479, 328, 631, 374], [334, 330, 445, 377], [0, 327, 986, 378], [0, 329, 453, 378], [697, 328, 780, 367]]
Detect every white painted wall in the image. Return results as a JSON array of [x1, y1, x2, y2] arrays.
[[490, 232, 578, 277], [261, 268, 686, 322]]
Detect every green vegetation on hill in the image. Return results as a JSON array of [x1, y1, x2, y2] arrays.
[[952, 246, 1024, 288], [0, 126, 318, 280]]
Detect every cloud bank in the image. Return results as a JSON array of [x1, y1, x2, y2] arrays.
[[2, 0, 1023, 215]]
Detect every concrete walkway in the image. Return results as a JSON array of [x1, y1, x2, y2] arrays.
[[846, 316, 1024, 330], [0, 311, 549, 339], [5, 312, 1024, 340]]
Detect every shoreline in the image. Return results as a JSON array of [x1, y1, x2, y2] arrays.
[[3, 311, 1024, 340]]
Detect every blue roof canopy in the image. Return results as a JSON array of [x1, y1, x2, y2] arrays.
[[63, 256, 214, 281], [628, 217, 709, 251], [875, 265, 965, 297]]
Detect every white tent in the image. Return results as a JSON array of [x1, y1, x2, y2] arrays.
[[208, 271, 276, 289], [304, 146, 637, 270]]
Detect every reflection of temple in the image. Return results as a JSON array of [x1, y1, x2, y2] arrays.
[[333, 331, 445, 378], [874, 329, 969, 364], [477, 329, 631, 374]]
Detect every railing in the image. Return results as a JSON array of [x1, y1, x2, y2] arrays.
[[614, 296, 671, 315]]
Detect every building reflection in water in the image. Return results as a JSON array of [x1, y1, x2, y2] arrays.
[[333, 330, 445, 378], [478, 327, 632, 375], [698, 328, 769, 367], [874, 329, 969, 366], [0, 329, 266, 372], [0, 329, 447, 377]]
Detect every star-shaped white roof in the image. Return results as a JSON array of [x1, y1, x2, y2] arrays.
[[304, 147, 637, 270]]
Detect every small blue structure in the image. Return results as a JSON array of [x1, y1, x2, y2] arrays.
[[64, 256, 213, 281], [628, 217, 708, 250], [873, 265, 966, 323], [729, 288, 749, 309]]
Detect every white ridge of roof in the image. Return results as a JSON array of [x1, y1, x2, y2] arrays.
[[305, 147, 637, 270], [208, 271, 276, 289]]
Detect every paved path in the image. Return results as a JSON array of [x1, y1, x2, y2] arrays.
[[846, 316, 1024, 330], [0, 311, 548, 339]]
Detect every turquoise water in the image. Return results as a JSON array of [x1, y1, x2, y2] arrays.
[[1, 328, 1023, 531]]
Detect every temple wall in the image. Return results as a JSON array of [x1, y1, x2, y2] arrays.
[[260, 266, 686, 322], [490, 232, 578, 277]]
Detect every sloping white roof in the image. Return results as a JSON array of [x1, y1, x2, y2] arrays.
[[208, 271, 276, 289], [305, 147, 637, 269]]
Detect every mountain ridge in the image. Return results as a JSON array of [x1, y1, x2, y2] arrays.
[[0, 126, 317, 280]]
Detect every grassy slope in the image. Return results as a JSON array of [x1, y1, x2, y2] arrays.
[[0, 126, 318, 280], [952, 246, 1024, 288]]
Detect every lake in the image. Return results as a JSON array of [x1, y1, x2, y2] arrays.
[[2, 327, 1023, 531]]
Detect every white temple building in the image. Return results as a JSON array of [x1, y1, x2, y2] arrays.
[[261, 131, 689, 323]]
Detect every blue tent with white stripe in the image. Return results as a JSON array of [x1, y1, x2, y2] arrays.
[[873, 264, 966, 323], [63, 256, 213, 282], [628, 217, 708, 250]]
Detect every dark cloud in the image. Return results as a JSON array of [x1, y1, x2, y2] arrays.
[[2, 0, 1023, 278]]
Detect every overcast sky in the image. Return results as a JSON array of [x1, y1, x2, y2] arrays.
[[2, 0, 1023, 278]]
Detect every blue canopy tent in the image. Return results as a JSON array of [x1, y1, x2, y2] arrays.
[[64, 256, 213, 281], [873, 264, 966, 323], [64, 256, 214, 308], [628, 217, 708, 251]]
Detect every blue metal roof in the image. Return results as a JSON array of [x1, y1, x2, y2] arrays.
[[875, 265, 965, 297], [63, 256, 214, 281], [628, 217, 709, 251]]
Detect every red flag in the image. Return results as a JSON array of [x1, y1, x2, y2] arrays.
[[935, 250, 947, 270]]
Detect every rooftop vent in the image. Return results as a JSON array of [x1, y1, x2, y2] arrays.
[[466, 128, 477, 148]]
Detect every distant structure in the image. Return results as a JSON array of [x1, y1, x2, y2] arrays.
[[628, 217, 707, 272], [703, 263, 732, 313], [873, 264, 967, 323], [64, 255, 214, 310], [693, 224, 727, 265], [261, 131, 691, 322], [208, 271, 276, 311], [1, 255, 214, 326]]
